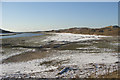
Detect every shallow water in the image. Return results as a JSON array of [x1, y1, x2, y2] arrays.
[[0, 33, 43, 39]]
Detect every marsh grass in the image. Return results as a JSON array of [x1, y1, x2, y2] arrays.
[[57, 43, 91, 50], [55, 36, 119, 53], [88, 71, 119, 78], [93, 37, 119, 53], [39, 59, 69, 67]]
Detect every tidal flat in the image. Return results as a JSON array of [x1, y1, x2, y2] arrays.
[[0, 32, 119, 78]]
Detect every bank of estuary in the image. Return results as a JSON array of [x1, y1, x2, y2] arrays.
[[0, 33, 119, 78]]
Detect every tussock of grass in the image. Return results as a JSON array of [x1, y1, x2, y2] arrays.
[[57, 43, 90, 50], [39, 59, 69, 67]]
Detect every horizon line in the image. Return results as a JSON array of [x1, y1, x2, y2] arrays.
[[1, 25, 119, 32]]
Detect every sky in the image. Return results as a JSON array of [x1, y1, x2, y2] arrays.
[[1, 0, 120, 2], [1, 2, 118, 32]]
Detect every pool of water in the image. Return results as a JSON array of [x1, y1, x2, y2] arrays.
[[0, 33, 44, 39]]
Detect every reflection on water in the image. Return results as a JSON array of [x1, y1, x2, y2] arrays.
[[0, 33, 43, 39]]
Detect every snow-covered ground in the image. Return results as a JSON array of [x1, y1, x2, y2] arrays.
[[0, 50, 118, 78], [43, 33, 109, 42], [0, 33, 118, 78]]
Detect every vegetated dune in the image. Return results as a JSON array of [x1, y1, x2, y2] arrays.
[[50, 25, 120, 36], [1, 25, 119, 36]]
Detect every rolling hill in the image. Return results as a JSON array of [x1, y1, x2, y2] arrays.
[[50, 25, 120, 36]]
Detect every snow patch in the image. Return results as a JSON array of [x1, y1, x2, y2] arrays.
[[43, 33, 109, 42], [0, 50, 118, 78]]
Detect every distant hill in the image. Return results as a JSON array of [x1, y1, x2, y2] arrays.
[[0, 29, 13, 33], [50, 25, 120, 36], [1, 25, 120, 36]]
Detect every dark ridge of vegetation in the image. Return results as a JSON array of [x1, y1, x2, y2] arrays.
[[0, 29, 14, 33]]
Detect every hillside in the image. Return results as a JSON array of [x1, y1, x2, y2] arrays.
[[0, 29, 13, 33], [1, 25, 120, 36], [50, 25, 120, 36]]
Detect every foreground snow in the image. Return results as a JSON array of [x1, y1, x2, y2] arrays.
[[43, 33, 109, 42], [0, 50, 118, 78]]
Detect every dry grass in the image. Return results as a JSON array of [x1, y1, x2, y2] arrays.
[[2, 50, 49, 63], [99, 71, 119, 78], [88, 71, 119, 78]]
